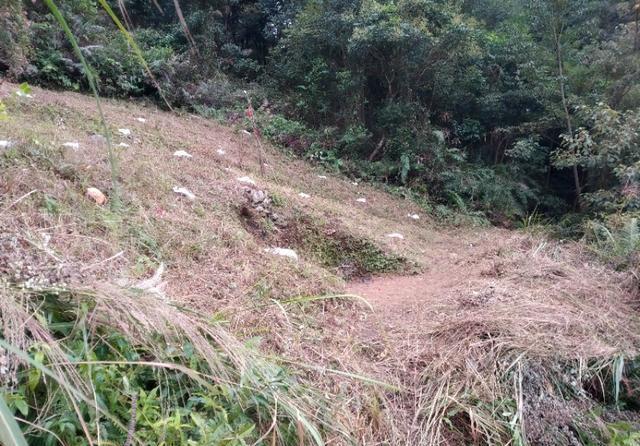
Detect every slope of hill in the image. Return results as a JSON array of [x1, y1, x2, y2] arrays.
[[1, 83, 639, 445]]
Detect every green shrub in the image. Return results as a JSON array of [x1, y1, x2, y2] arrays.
[[584, 214, 640, 268], [1, 283, 339, 445]]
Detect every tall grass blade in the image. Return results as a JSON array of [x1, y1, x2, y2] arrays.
[[0, 395, 28, 446], [42, 0, 121, 210]]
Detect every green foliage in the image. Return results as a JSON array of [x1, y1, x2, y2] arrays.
[[583, 214, 640, 268], [608, 422, 640, 446], [1, 286, 333, 445]]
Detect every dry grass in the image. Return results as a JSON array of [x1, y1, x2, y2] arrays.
[[349, 232, 640, 443], [2, 83, 640, 445]]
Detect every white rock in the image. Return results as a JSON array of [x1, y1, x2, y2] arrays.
[[173, 150, 193, 158], [135, 117, 147, 123], [16, 91, 33, 98], [216, 149, 226, 155], [117, 142, 130, 148], [0, 140, 11, 148], [356, 197, 367, 203], [352, 182, 359, 186], [408, 213, 420, 220], [62, 142, 80, 149], [265, 247, 299, 261], [386, 233, 405, 240], [241, 130, 252, 136], [172, 186, 195, 200], [237, 176, 256, 186], [317, 175, 327, 179], [298, 192, 311, 199], [118, 128, 131, 136]]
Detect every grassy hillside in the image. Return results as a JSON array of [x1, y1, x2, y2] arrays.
[[1, 83, 640, 445]]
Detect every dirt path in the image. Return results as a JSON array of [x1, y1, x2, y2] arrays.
[[347, 229, 505, 330]]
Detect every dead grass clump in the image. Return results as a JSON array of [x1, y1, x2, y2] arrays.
[[407, 235, 640, 445]]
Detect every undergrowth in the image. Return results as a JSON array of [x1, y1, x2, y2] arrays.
[[0, 281, 346, 445]]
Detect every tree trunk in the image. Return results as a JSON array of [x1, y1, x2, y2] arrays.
[[553, 24, 581, 208]]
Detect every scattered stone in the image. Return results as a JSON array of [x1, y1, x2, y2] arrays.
[[15, 90, 33, 99], [86, 187, 107, 205], [241, 188, 287, 228], [135, 117, 147, 123], [173, 150, 193, 158], [118, 128, 131, 136], [317, 175, 328, 179], [237, 176, 256, 186], [386, 233, 405, 240], [356, 197, 367, 203], [298, 192, 311, 199], [265, 247, 299, 261], [246, 189, 269, 207], [117, 142, 130, 148], [62, 142, 80, 149], [0, 140, 11, 148], [352, 182, 359, 186], [172, 186, 196, 200], [408, 213, 420, 220], [241, 130, 252, 136], [216, 149, 226, 155]]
